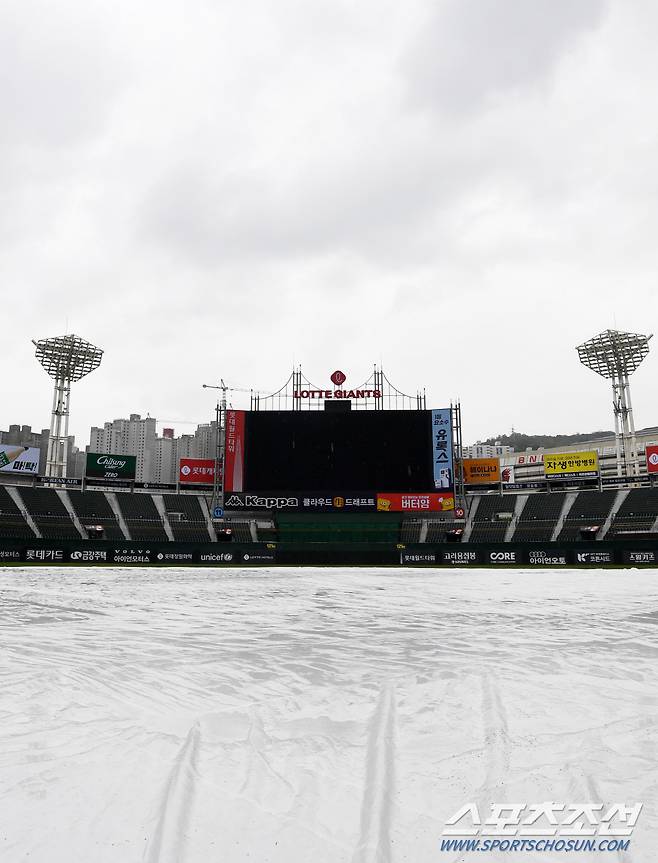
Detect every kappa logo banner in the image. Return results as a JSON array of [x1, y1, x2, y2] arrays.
[[224, 492, 377, 511]]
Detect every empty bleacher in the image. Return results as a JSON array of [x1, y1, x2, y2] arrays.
[[220, 521, 252, 543], [17, 487, 80, 540], [67, 489, 125, 540], [400, 519, 422, 544], [468, 495, 515, 543], [425, 520, 450, 544], [557, 490, 617, 541], [115, 492, 168, 542], [512, 493, 565, 542], [0, 486, 35, 539], [162, 495, 211, 542], [608, 488, 658, 537]]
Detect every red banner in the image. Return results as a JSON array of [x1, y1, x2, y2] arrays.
[[224, 410, 246, 492], [376, 492, 455, 512], [179, 458, 216, 484], [647, 445, 658, 474]]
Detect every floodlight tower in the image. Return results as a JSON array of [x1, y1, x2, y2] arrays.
[[33, 334, 103, 478], [576, 329, 652, 477]]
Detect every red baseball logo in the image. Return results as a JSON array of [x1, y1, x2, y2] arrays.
[[330, 370, 346, 386]]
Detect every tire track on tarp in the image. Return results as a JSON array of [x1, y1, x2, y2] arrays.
[[144, 722, 201, 863], [480, 673, 511, 794], [352, 684, 396, 863]]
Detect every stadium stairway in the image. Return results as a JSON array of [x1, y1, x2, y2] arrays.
[[1, 486, 37, 539], [550, 492, 577, 542], [105, 492, 131, 540], [600, 489, 629, 539], [504, 494, 527, 542], [152, 495, 175, 542], [59, 490, 85, 538]]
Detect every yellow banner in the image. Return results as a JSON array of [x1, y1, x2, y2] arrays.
[[544, 451, 599, 478], [463, 458, 500, 484]]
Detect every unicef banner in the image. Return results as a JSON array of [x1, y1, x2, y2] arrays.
[[85, 452, 137, 481], [431, 409, 453, 490], [0, 445, 40, 475]]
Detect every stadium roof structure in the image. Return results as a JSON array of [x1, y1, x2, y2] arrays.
[[576, 329, 652, 379]]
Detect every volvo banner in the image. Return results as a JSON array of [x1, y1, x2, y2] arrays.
[[431, 409, 453, 490], [85, 452, 137, 481], [0, 445, 40, 475]]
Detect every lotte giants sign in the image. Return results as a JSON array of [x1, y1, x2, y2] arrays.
[[294, 370, 380, 400], [179, 458, 217, 484], [646, 445, 658, 474]]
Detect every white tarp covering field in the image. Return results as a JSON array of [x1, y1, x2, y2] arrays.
[[1, 566, 657, 862]]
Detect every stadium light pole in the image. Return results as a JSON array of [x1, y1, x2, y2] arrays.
[[576, 329, 652, 477], [33, 334, 103, 478], [202, 381, 228, 517]]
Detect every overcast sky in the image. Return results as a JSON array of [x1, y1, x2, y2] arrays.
[[2, 0, 657, 446]]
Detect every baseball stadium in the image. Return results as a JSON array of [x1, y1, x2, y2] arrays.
[[1, 328, 657, 569]]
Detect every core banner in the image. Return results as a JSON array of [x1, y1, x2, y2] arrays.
[[0, 445, 40, 475], [463, 457, 500, 484], [646, 445, 658, 474], [376, 492, 455, 512], [544, 451, 599, 480], [224, 410, 245, 492], [86, 452, 137, 480], [179, 458, 217, 484], [431, 409, 453, 490]]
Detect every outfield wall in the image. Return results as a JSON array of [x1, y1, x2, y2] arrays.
[[1, 538, 657, 567]]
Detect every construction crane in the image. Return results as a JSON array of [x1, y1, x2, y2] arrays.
[[201, 381, 267, 516]]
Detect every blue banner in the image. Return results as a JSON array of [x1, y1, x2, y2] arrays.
[[431, 409, 453, 490]]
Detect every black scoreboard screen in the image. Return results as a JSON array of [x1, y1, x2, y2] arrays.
[[242, 410, 434, 493]]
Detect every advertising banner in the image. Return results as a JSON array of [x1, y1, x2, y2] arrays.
[[179, 458, 217, 485], [224, 410, 245, 492], [377, 492, 455, 512], [500, 462, 515, 484], [544, 451, 599, 480], [431, 409, 453, 490], [0, 445, 40, 475], [85, 452, 137, 481], [646, 445, 658, 474], [463, 457, 500, 485], [223, 492, 378, 512]]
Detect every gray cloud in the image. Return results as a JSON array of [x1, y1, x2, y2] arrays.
[[1, 0, 657, 448]]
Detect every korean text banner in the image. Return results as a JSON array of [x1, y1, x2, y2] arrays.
[[463, 457, 500, 484], [224, 410, 245, 492], [431, 409, 453, 490], [544, 451, 599, 479], [646, 445, 658, 474], [179, 458, 217, 484], [377, 492, 455, 512], [85, 452, 137, 480], [0, 445, 40, 475]]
